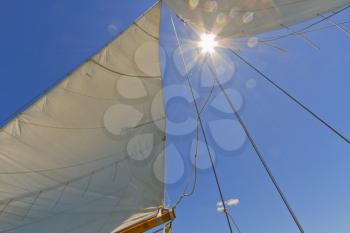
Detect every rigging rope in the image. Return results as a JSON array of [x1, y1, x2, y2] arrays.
[[300, 18, 350, 34], [173, 84, 215, 208], [170, 15, 234, 233], [225, 48, 350, 144], [206, 59, 306, 233], [317, 14, 350, 37], [259, 5, 350, 42], [233, 17, 350, 52]]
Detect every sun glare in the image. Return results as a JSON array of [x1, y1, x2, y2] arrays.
[[198, 33, 218, 54]]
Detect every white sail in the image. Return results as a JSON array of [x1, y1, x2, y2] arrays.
[[166, 0, 350, 37], [0, 3, 165, 233]]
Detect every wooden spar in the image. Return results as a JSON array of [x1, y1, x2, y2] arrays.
[[115, 208, 176, 233]]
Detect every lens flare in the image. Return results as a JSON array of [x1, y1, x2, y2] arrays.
[[198, 33, 218, 54]]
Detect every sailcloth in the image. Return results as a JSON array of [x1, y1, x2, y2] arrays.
[[166, 0, 350, 37], [0, 3, 165, 233]]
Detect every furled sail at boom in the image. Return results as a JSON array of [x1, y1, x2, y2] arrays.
[[0, 3, 165, 233], [166, 0, 350, 37]]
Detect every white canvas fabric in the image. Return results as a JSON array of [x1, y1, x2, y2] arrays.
[[0, 3, 165, 233], [166, 0, 350, 37]]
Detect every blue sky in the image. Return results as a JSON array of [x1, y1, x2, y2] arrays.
[[1, 0, 350, 232]]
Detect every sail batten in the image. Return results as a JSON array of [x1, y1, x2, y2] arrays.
[[0, 3, 165, 233]]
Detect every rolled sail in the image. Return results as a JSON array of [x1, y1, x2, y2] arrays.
[[0, 3, 165, 233], [166, 0, 350, 37]]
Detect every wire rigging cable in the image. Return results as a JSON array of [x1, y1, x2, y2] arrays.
[[227, 212, 243, 233], [206, 59, 305, 233], [224, 48, 350, 144], [170, 15, 234, 233]]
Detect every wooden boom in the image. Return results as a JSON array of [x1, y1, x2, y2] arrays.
[[115, 208, 176, 233]]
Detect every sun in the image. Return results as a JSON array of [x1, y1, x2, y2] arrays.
[[198, 33, 218, 54]]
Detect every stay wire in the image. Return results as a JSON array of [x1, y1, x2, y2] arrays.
[[225, 48, 350, 144], [170, 15, 234, 233], [206, 60, 305, 233], [227, 212, 243, 233]]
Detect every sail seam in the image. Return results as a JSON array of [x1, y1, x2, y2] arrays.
[[89, 59, 161, 79]]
